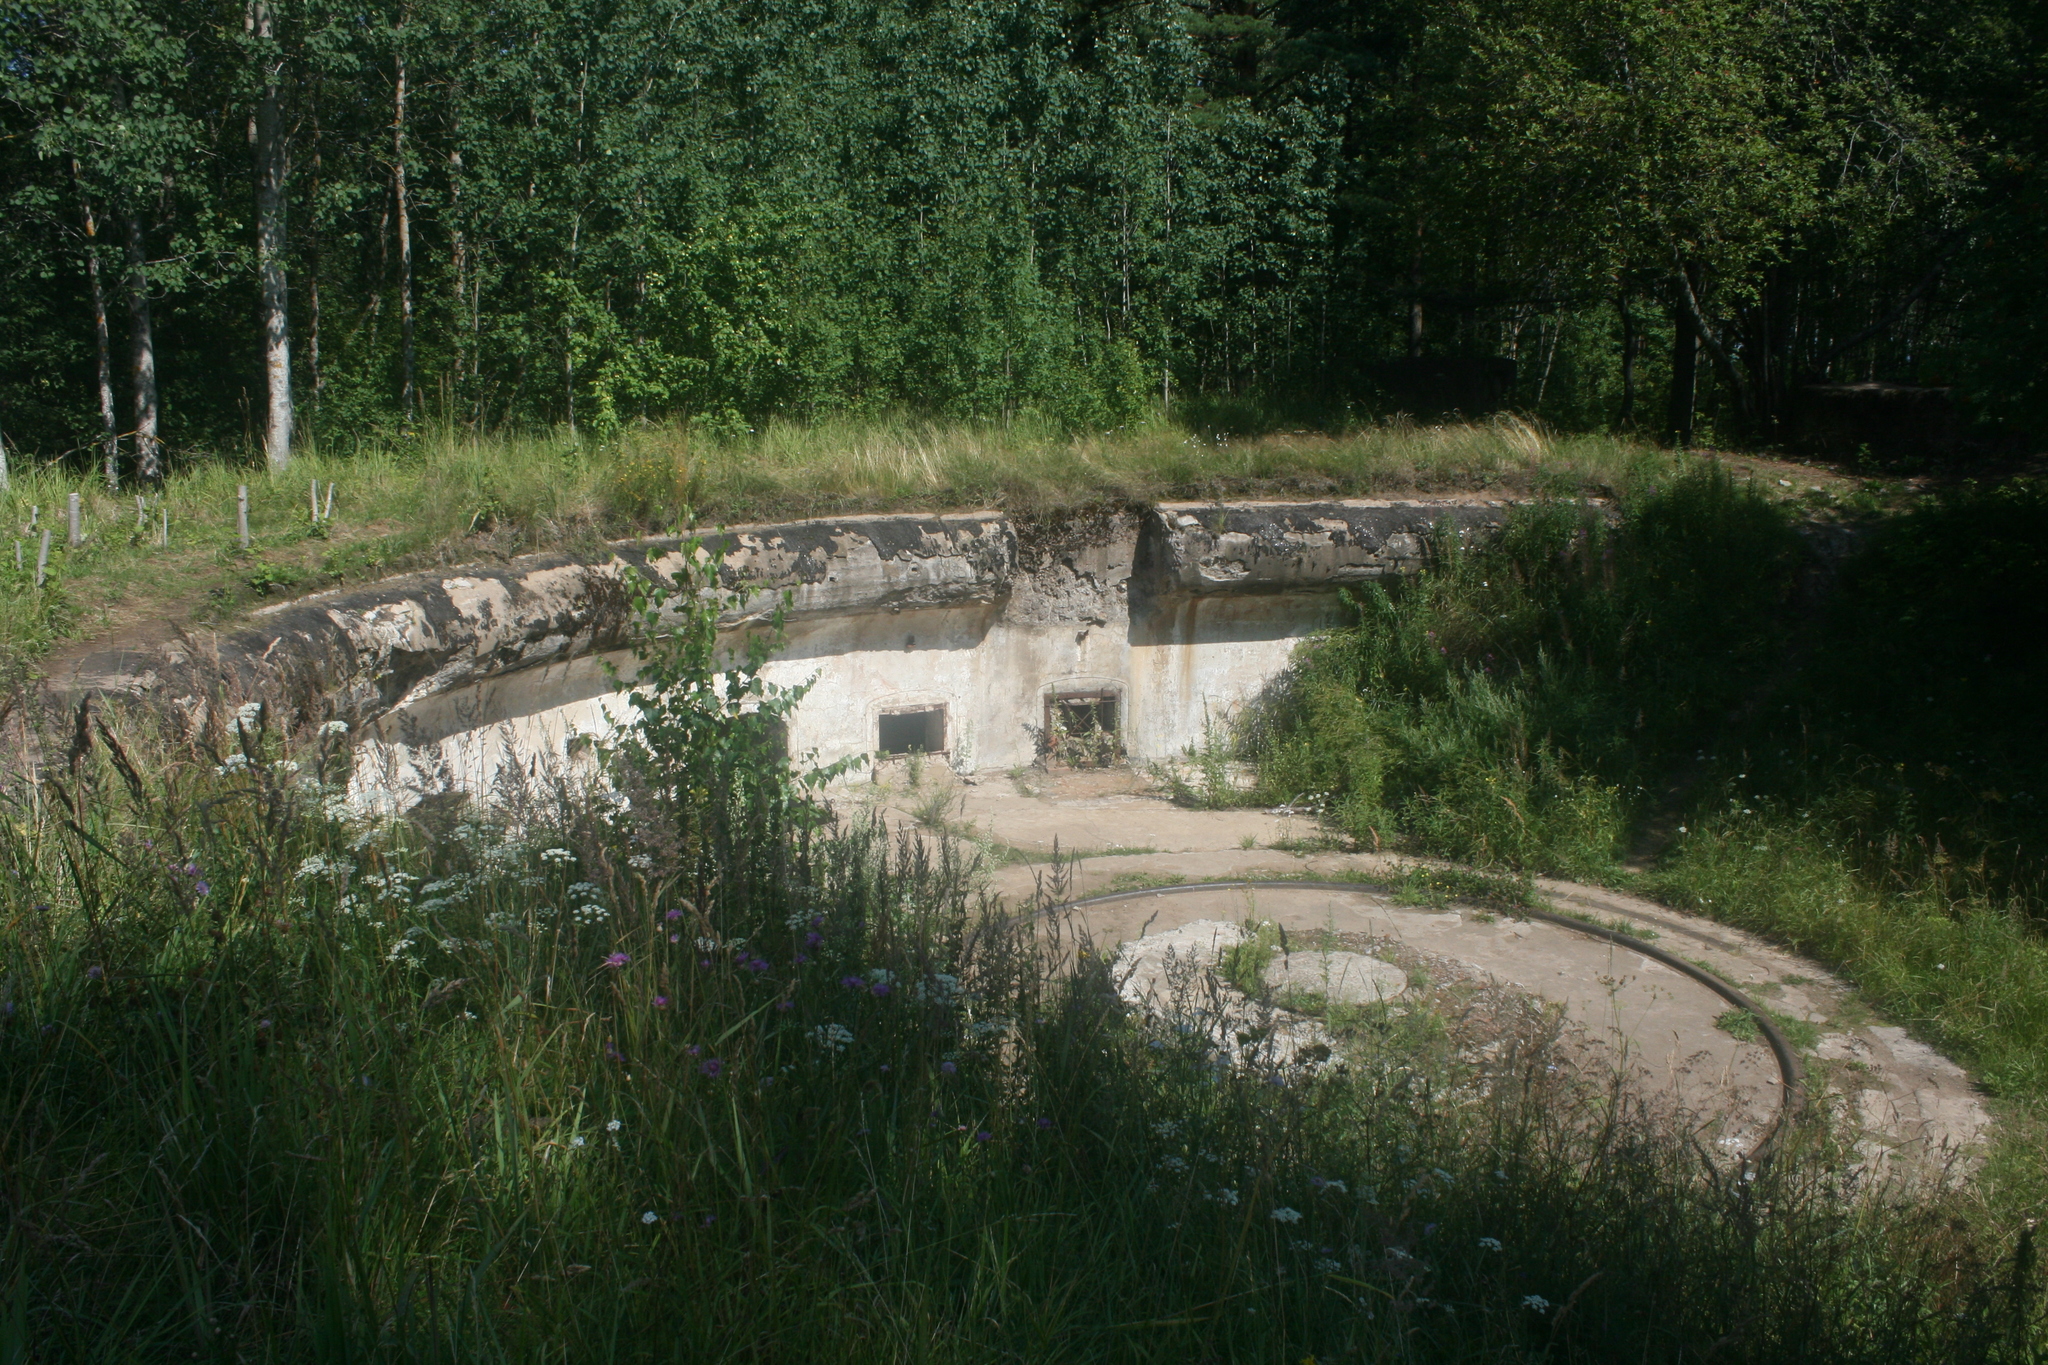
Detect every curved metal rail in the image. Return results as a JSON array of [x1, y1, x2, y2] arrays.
[[1044, 878, 1805, 1161]]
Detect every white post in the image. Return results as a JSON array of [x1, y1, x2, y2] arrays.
[[68, 492, 82, 548], [35, 529, 50, 587], [136, 494, 146, 528], [237, 484, 250, 549], [310, 477, 320, 523], [161, 507, 169, 548], [323, 482, 334, 521]]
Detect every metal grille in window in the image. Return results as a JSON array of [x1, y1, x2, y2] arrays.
[[1044, 692, 1120, 769]]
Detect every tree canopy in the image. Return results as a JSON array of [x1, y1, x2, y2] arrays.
[[1, 0, 2039, 470]]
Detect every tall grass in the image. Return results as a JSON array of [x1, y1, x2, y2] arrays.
[[1241, 470, 2048, 1104], [0, 413, 1655, 669], [2, 548, 2039, 1361]]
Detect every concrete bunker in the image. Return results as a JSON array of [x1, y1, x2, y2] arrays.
[[51, 498, 1518, 804]]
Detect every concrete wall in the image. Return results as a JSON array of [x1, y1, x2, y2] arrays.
[[333, 499, 1514, 805]]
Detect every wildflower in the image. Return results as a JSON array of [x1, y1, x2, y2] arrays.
[[1152, 1119, 1180, 1138], [939, 1061, 957, 1075], [775, 999, 794, 1011], [86, 965, 103, 980], [1271, 1207, 1303, 1224], [1431, 1168, 1454, 1184], [840, 976, 865, 990], [1036, 1117, 1053, 1130], [571, 1136, 586, 1148], [234, 701, 264, 729], [974, 1131, 991, 1143], [810, 1023, 854, 1052], [1522, 1295, 1550, 1313], [699, 1058, 724, 1077], [642, 1211, 659, 1224], [746, 957, 770, 974], [870, 980, 891, 997], [665, 908, 685, 921], [701, 1214, 716, 1227], [604, 952, 631, 969], [606, 1119, 623, 1132], [686, 1044, 701, 1056], [540, 847, 575, 864], [320, 720, 349, 737], [1478, 1237, 1502, 1252], [804, 932, 823, 948], [654, 995, 670, 1008], [1211, 1188, 1240, 1206], [1159, 1155, 1189, 1172], [184, 862, 199, 875], [194, 882, 210, 897]]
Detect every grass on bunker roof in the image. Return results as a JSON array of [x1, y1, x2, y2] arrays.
[[0, 411, 1863, 674]]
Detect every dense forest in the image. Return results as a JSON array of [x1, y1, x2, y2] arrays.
[[2, 0, 2042, 476]]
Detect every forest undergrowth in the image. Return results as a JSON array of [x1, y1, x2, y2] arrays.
[[2, 535, 2042, 1363], [1238, 470, 2048, 1180]]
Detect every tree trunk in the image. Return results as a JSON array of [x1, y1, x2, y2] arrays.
[[1618, 294, 1638, 430], [124, 211, 163, 481], [308, 108, 323, 418], [251, 0, 293, 469], [447, 96, 468, 421], [1407, 223, 1425, 359], [1666, 303, 1696, 448], [393, 19, 416, 427], [72, 161, 120, 490]]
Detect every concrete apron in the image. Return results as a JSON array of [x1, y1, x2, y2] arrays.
[[853, 770, 1991, 1184]]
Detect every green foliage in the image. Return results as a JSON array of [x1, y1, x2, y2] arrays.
[[1245, 467, 2048, 1105], [1, 0, 2034, 464], [4, 696, 2043, 1359]]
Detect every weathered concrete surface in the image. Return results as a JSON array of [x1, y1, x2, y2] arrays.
[[850, 769, 1992, 1181], [45, 499, 1525, 805], [46, 512, 1013, 734], [1136, 499, 1514, 598]]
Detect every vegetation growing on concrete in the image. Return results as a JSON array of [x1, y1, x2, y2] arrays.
[[1242, 470, 2048, 1109], [0, 414, 1683, 670], [3, 548, 2041, 1361]]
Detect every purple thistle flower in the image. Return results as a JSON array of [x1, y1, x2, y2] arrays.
[[746, 957, 769, 974], [669, 934, 680, 943], [193, 882, 210, 897], [775, 999, 794, 1011], [686, 1044, 701, 1056], [870, 981, 891, 997], [810, 915, 824, 929], [1036, 1117, 1053, 1130], [698, 1058, 724, 1077], [699, 958, 713, 969], [665, 908, 685, 921], [701, 1213, 716, 1227], [804, 932, 823, 948], [939, 1061, 957, 1075], [604, 952, 631, 969], [653, 995, 671, 1009], [840, 976, 864, 990], [86, 965, 103, 980], [974, 1130, 991, 1143], [793, 953, 810, 965], [605, 1040, 626, 1062], [183, 862, 198, 876]]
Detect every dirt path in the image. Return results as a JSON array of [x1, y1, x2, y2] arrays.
[[849, 767, 1990, 1181]]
